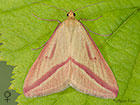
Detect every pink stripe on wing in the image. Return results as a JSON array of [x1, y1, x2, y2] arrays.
[[79, 22, 112, 76], [85, 42, 93, 60], [49, 43, 56, 59], [70, 58, 118, 96], [24, 58, 69, 93]]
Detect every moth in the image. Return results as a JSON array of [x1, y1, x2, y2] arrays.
[[24, 2, 118, 99]]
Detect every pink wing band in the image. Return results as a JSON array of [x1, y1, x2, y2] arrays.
[[70, 58, 118, 96], [24, 57, 117, 96], [24, 58, 69, 93]]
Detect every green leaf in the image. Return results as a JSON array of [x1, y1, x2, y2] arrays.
[[0, 0, 140, 105]]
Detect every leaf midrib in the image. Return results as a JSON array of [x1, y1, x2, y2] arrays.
[[100, 8, 140, 48]]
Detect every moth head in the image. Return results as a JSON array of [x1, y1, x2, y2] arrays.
[[67, 10, 76, 18]]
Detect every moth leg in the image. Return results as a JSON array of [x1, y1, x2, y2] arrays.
[[32, 13, 61, 23], [32, 42, 47, 50], [83, 24, 112, 36], [79, 15, 112, 37], [79, 15, 102, 22]]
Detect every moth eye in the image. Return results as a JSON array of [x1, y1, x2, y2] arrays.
[[73, 13, 76, 16], [67, 14, 69, 16]]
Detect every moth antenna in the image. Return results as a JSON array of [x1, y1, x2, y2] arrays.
[[74, 1, 104, 12], [31, 2, 68, 13]]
